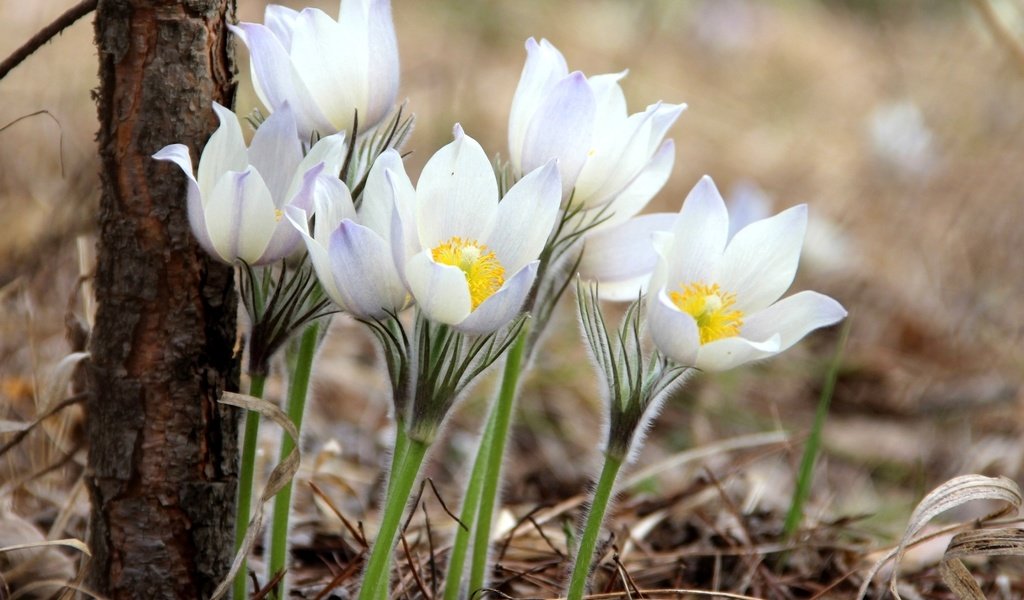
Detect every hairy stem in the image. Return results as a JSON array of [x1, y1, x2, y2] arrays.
[[234, 373, 267, 600]]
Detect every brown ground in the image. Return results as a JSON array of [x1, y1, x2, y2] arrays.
[[2, 0, 1023, 598]]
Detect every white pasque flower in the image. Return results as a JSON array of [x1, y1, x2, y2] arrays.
[[647, 176, 847, 371], [392, 125, 562, 335], [508, 37, 684, 212], [285, 150, 411, 320], [153, 102, 346, 265], [230, 0, 399, 139]]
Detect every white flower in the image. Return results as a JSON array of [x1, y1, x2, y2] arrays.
[[508, 38, 684, 212], [230, 0, 399, 139], [392, 125, 562, 335], [153, 102, 346, 265], [286, 150, 411, 320], [647, 176, 847, 371]]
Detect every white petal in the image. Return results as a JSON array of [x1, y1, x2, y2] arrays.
[[327, 220, 406, 318], [415, 126, 499, 248], [247, 104, 302, 204], [520, 72, 595, 195], [587, 71, 628, 137], [197, 103, 248, 194], [264, 4, 299, 49], [312, 175, 357, 244], [648, 289, 700, 367], [665, 176, 730, 287], [645, 230, 674, 305], [599, 139, 675, 230], [696, 334, 781, 372], [387, 166, 418, 287], [740, 291, 846, 352], [359, 149, 406, 239], [579, 212, 676, 296], [299, 130, 348, 182], [456, 262, 538, 335], [362, 0, 399, 129], [205, 169, 276, 264], [508, 38, 570, 172], [154, 144, 215, 257], [290, 8, 362, 133], [285, 206, 346, 308], [486, 160, 561, 273], [406, 250, 472, 325], [717, 204, 807, 313]]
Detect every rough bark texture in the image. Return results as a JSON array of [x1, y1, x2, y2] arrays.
[[88, 1, 239, 597]]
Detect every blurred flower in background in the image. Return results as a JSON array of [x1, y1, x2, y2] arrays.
[[867, 99, 939, 178]]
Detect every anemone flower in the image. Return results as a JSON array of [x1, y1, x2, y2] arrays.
[[508, 37, 683, 212], [154, 102, 346, 265], [393, 125, 561, 335], [285, 149, 412, 319], [231, 0, 399, 139], [647, 176, 847, 371]]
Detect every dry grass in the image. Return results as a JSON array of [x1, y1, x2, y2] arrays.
[[2, 0, 1024, 598]]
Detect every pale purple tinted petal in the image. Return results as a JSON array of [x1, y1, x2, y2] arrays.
[[508, 37, 570, 172], [740, 291, 846, 352], [718, 204, 807, 313], [648, 289, 700, 367], [247, 104, 303, 204], [520, 72, 595, 195], [486, 160, 561, 273], [696, 334, 781, 372], [579, 212, 676, 299], [327, 220, 406, 318], [665, 175, 730, 287], [286, 205, 346, 308], [406, 250, 472, 325], [456, 262, 538, 335], [259, 163, 326, 262], [416, 126, 498, 248]]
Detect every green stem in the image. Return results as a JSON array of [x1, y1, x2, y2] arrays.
[[357, 437, 430, 600], [268, 322, 320, 598], [234, 373, 267, 600], [372, 422, 410, 600], [467, 324, 530, 595], [442, 407, 497, 600], [565, 453, 623, 600]]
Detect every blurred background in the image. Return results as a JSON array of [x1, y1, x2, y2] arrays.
[[2, 0, 1024, 596]]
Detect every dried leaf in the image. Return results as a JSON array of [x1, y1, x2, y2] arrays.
[[857, 474, 1022, 599], [210, 391, 301, 600], [939, 528, 1024, 600], [0, 537, 89, 556]]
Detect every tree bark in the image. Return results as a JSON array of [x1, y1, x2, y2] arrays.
[[88, 1, 239, 598]]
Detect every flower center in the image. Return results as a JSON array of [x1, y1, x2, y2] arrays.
[[669, 282, 744, 344], [431, 236, 505, 310]]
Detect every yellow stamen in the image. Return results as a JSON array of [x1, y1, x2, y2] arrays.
[[431, 236, 505, 309], [669, 282, 744, 344], [274, 209, 284, 222]]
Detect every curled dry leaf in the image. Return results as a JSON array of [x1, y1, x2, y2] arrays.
[[857, 474, 1023, 600], [939, 528, 1024, 600], [210, 391, 301, 600]]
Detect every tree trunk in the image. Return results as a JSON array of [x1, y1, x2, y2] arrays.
[[88, 1, 239, 597]]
